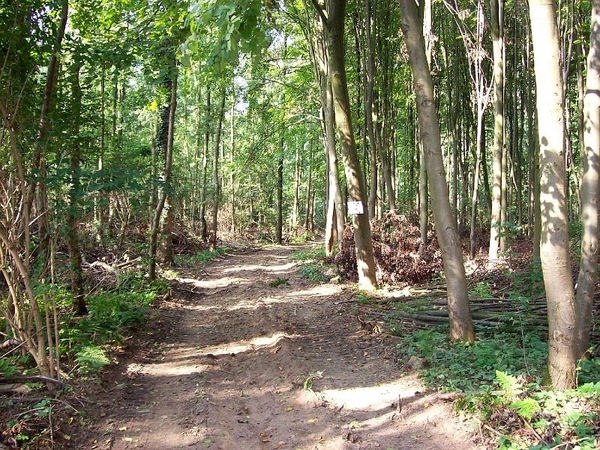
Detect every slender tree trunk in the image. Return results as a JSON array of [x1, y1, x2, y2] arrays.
[[575, 0, 600, 359], [324, 80, 345, 255], [97, 61, 106, 240], [200, 91, 211, 242], [67, 59, 86, 315], [304, 141, 313, 230], [365, 0, 378, 219], [489, 0, 505, 265], [322, 0, 378, 290], [209, 89, 226, 251], [28, 0, 69, 281], [418, 0, 432, 249], [149, 62, 177, 280], [292, 146, 301, 228], [399, 0, 475, 343], [528, 0, 577, 390], [229, 97, 236, 234], [276, 145, 284, 244], [305, 8, 345, 256]]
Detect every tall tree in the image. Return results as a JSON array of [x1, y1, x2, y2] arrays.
[[67, 56, 87, 315], [399, 0, 475, 343], [489, 0, 505, 264], [528, 0, 577, 390], [149, 56, 178, 280], [575, 0, 600, 359], [301, 2, 345, 256], [209, 88, 227, 251], [316, 0, 378, 290]]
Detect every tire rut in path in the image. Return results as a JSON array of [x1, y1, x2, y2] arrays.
[[78, 245, 480, 450]]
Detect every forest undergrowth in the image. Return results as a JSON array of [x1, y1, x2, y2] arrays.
[[326, 213, 600, 449], [0, 216, 598, 449]]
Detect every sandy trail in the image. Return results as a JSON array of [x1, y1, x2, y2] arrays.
[[76, 244, 480, 449]]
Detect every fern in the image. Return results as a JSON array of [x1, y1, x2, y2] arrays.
[[496, 370, 522, 401], [510, 398, 541, 420]]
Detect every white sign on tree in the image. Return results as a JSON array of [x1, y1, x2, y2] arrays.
[[347, 201, 364, 215]]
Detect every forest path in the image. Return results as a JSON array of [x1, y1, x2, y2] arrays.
[[76, 244, 480, 450]]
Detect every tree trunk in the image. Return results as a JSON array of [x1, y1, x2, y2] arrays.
[[200, 90, 211, 242], [67, 59, 87, 315], [276, 147, 284, 244], [365, 0, 378, 219], [324, 0, 378, 291], [209, 89, 226, 251], [528, 0, 577, 390], [575, 0, 600, 359], [304, 141, 313, 230], [149, 62, 177, 280], [489, 0, 505, 265], [324, 79, 345, 256], [417, 0, 432, 249], [399, 0, 475, 343]]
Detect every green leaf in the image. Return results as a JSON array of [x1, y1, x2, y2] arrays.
[[509, 398, 541, 421]]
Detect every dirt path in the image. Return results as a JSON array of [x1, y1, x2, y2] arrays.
[[75, 245, 480, 450]]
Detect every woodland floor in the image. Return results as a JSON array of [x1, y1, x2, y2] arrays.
[[69, 244, 482, 450]]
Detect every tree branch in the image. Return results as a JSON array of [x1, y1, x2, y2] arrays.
[[309, 0, 329, 30]]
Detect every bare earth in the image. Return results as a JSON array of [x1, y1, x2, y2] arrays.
[[74, 244, 482, 450]]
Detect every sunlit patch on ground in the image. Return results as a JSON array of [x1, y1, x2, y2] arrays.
[[318, 378, 413, 411], [197, 331, 298, 357], [223, 262, 297, 273], [175, 275, 249, 289]]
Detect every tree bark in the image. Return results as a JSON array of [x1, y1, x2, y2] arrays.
[[67, 59, 87, 315], [276, 147, 284, 244], [399, 0, 475, 343], [325, 0, 378, 291], [200, 90, 211, 242], [489, 0, 505, 265], [528, 0, 577, 390], [149, 61, 177, 280], [575, 0, 600, 359], [209, 89, 226, 251]]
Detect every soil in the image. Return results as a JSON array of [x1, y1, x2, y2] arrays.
[[70, 244, 482, 450]]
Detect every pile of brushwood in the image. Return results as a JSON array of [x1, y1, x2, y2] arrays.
[[335, 212, 444, 285]]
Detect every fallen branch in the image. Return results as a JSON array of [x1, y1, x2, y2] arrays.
[[0, 375, 67, 388]]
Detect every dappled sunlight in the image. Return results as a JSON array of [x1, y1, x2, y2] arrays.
[[287, 284, 342, 298], [223, 261, 297, 273], [227, 296, 290, 310], [126, 356, 208, 378], [318, 378, 412, 411], [198, 331, 298, 357], [175, 275, 249, 289]]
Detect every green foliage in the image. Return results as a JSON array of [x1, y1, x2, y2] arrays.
[[577, 357, 600, 384], [60, 277, 167, 375], [507, 260, 545, 299], [74, 345, 111, 374], [398, 325, 599, 448], [396, 327, 548, 392], [289, 232, 316, 244], [509, 397, 541, 421], [175, 247, 229, 266], [0, 355, 20, 377], [355, 292, 375, 305], [469, 281, 494, 298], [291, 245, 331, 282], [290, 246, 325, 261], [298, 263, 329, 283]]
